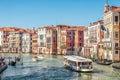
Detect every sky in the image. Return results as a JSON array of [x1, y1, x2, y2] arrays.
[[0, 0, 120, 29]]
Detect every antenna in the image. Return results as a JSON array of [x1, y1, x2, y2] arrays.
[[106, 0, 108, 5]]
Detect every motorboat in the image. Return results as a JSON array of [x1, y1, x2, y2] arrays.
[[95, 61, 112, 65], [9, 61, 16, 66], [112, 63, 120, 69], [32, 56, 43, 61], [63, 55, 93, 72]]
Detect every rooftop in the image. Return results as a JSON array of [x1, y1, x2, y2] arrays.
[[111, 6, 120, 12]]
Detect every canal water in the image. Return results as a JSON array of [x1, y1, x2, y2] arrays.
[[0, 53, 120, 80]]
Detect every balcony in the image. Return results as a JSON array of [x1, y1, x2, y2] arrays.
[[102, 38, 111, 42]]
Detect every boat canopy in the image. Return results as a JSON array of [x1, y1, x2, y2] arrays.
[[64, 56, 92, 62]]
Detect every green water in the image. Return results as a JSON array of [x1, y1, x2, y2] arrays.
[[0, 53, 120, 80]]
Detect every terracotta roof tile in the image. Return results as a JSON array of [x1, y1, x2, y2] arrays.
[[45, 26, 56, 30], [67, 26, 86, 31], [111, 6, 120, 12]]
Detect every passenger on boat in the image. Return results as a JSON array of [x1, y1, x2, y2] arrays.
[[1, 62, 5, 66], [89, 62, 93, 69]]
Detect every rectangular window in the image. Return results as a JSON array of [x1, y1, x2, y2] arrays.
[[47, 37, 51, 43], [80, 43, 82, 47], [53, 37, 56, 42], [115, 16, 118, 24], [115, 51, 118, 54], [40, 42, 44, 47], [115, 32, 118, 38], [61, 36, 65, 41], [79, 31, 82, 35], [70, 43, 71, 46], [40, 35, 44, 39], [47, 44, 51, 48], [33, 40, 37, 42], [57, 38, 60, 41], [79, 38, 81, 40], [115, 43, 118, 47]]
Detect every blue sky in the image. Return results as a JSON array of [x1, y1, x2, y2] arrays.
[[0, 0, 120, 29]]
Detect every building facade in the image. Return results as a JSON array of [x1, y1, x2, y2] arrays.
[[38, 27, 47, 54], [82, 28, 90, 57], [0, 30, 3, 52], [46, 27, 57, 54], [56, 25, 70, 54], [83, 21, 104, 58], [31, 29, 38, 54], [9, 31, 22, 53], [103, 4, 120, 62], [22, 32, 31, 53]]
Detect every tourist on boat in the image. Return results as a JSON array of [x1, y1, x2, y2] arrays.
[[89, 62, 93, 69], [1, 62, 6, 66]]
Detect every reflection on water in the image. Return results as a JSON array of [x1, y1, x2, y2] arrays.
[[0, 53, 120, 80]]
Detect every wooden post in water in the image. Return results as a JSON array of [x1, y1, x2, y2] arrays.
[[8, 57, 10, 65], [20, 52, 23, 65]]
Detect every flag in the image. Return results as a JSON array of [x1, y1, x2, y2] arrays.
[[100, 30, 104, 38], [101, 25, 106, 31], [107, 28, 109, 36]]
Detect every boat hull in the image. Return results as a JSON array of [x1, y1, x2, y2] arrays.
[[0, 65, 8, 73], [64, 65, 93, 72], [95, 61, 112, 65]]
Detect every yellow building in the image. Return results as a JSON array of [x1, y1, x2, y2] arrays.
[[103, 1, 120, 62]]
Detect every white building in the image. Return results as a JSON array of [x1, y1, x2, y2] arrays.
[[22, 33, 31, 53], [0, 31, 3, 52], [83, 21, 103, 58], [38, 27, 47, 53], [0, 31, 3, 46], [83, 28, 90, 57], [103, 2, 120, 61]]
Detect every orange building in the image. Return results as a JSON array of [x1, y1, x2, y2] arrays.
[[46, 26, 57, 54], [0, 28, 15, 53], [8, 28, 24, 53], [31, 29, 38, 54], [56, 25, 86, 55], [56, 25, 70, 54], [68, 27, 86, 55], [0, 27, 33, 53]]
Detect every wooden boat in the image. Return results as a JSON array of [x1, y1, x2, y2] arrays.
[[95, 61, 112, 65], [32, 56, 43, 61], [0, 64, 8, 73], [0, 59, 8, 73], [0, 58, 4, 61], [63, 56, 93, 72], [112, 65, 120, 69], [9, 61, 16, 66], [112, 63, 120, 69]]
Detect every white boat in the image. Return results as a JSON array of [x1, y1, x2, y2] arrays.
[[32, 56, 43, 61], [63, 55, 93, 72]]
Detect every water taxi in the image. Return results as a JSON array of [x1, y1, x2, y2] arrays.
[[63, 56, 93, 72]]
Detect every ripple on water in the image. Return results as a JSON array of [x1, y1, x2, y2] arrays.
[[1, 54, 120, 80], [2, 66, 76, 80]]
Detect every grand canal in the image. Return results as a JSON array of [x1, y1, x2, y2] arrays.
[[0, 53, 120, 80]]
